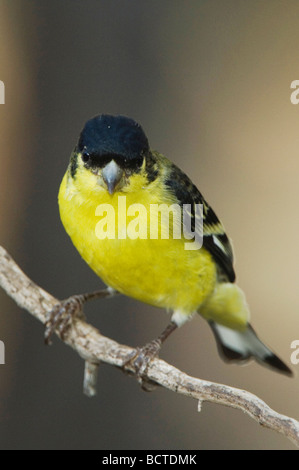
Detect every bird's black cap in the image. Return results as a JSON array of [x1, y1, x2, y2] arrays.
[[77, 114, 149, 160]]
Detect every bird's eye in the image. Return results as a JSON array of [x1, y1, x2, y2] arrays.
[[82, 152, 91, 164], [122, 156, 143, 168], [134, 156, 144, 167]]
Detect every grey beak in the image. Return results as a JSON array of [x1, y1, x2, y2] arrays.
[[101, 160, 123, 194]]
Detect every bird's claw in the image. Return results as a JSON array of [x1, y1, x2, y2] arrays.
[[123, 339, 162, 391], [44, 295, 85, 345]]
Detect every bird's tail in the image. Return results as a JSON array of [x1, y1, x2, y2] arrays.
[[209, 321, 293, 376]]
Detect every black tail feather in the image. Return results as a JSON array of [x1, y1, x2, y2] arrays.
[[209, 321, 293, 377]]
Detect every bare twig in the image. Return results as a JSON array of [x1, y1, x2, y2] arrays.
[[0, 245, 298, 447], [83, 360, 100, 397]]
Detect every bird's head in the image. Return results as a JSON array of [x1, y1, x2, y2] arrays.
[[68, 114, 157, 195]]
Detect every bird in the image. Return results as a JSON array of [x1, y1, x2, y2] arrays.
[[45, 113, 292, 378]]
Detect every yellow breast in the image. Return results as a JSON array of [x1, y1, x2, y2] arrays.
[[58, 172, 216, 314]]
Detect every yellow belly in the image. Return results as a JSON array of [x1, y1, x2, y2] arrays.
[[59, 173, 216, 314]]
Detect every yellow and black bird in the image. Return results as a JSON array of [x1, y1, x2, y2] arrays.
[[46, 114, 292, 377]]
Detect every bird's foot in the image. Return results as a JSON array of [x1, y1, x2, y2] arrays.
[[44, 295, 86, 345], [123, 339, 162, 391]]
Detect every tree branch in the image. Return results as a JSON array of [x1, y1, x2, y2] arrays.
[[0, 245, 298, 448]]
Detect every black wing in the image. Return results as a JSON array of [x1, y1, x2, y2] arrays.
[[164, 161, 236, 282]]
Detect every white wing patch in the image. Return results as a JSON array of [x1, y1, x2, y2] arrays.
[[212, 235, 226, 254]]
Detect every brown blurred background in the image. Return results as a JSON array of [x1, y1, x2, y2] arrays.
[[0, 0, 299, 450]]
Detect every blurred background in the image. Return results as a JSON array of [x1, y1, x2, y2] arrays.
[[0, 0, 299, 450]]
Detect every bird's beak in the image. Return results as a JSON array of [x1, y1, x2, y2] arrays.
[[101, 160, 123, 194]]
